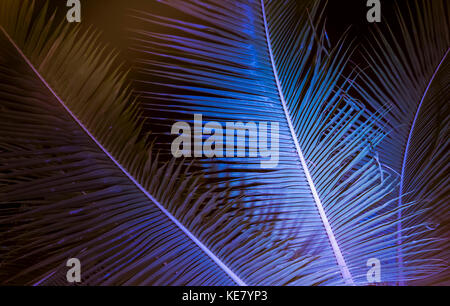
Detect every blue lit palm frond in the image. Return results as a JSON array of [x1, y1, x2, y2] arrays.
[[354, 0, 449, 285], [1, 0, 444, 286], [129, 0, 436, 285], [0, 0, 332, 286]]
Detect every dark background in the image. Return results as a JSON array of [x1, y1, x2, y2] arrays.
[[45, 0, 405, 56]]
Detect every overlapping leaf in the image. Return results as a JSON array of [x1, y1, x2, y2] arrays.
[[354, 0, 449, 285], [128, 0, 437, 284], [0, 0, 330, 286]]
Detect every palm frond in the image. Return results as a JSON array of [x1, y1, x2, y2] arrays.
[[128, 0, 435, 285], [353, 0, 449, 285], [0, 0, 330, 286]]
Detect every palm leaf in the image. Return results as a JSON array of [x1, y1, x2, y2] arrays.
[[0, 0, 331, 286], [128, 0, 436, 285], [353, 0, 449, 285]]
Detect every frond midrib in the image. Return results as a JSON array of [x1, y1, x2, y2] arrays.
[[0, 25, 246, 286], [259, 0, 354, 285], [396, 47, 449, 284], [398, 48, 449, 199]]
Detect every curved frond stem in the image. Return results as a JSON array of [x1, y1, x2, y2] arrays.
[[260, 0, 353, 285], [0, 25, 246, 287], [397, 47, 449, 285]]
